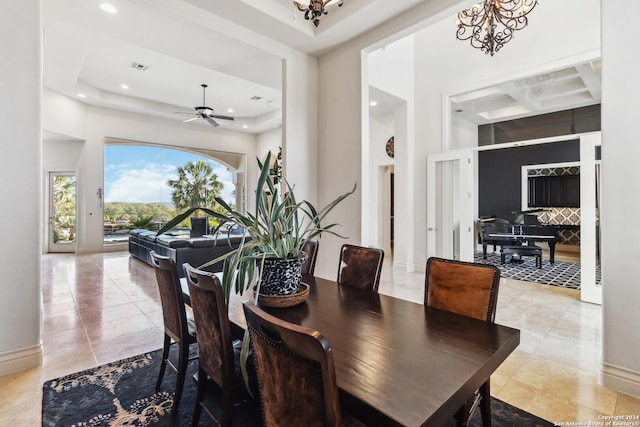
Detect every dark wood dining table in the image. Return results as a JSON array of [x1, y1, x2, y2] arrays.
[[221, 274, 520, 427]]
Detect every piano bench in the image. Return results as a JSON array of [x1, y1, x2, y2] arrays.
[[501, 245, 542, 268]]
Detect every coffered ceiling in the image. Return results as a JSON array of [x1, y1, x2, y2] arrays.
[[451, 61, 602, 125]]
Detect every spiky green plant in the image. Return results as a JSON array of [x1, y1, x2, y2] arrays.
[[156, 151, 356, 303]]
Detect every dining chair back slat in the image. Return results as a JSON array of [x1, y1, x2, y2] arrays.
[[337, 244, 384, 292]]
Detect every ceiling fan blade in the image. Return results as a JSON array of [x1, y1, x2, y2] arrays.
[[210, 114, 234, 121], [174, 111, 195, 115], [205, 117, 219, 127], [182, 117, 198, 123]]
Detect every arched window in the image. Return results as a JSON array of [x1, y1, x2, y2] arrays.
[[103, 142, 244, 245]]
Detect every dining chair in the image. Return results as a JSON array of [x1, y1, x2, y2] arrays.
[[301, 239, 319, 276], [424, 256, 501, 427], [337, 244, 384, 292], [243, 300, 364, 427], [149, 251, 198, 413], [183, 263, 256, 427]]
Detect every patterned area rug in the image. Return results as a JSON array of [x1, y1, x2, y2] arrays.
[[42, 348, 553, 426], [474, 251, 601, 290]]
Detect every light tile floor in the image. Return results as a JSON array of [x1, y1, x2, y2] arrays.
[[1, 251, 639, 426]]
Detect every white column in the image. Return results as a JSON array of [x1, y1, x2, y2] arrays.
[[0, 0, 43, 374], [600, 0, 640, 397]]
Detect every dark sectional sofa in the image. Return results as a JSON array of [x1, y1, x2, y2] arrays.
[[129, 229, 243, 277]]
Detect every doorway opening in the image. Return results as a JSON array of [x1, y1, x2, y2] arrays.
[[48, 172, 77, 253]]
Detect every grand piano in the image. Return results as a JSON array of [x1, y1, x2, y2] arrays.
[[478, 210, 560, 264]]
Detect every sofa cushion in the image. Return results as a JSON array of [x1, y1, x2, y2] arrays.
[[156, 235, 190, 248], [141, 232, 158, 243], [210, 235, 245, 246], [187, 238, 217, 248]]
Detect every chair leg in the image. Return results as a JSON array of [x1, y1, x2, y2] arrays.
[[156, 334, 171, 391], [454, 405, 469, 427], [222, 382, 234, 427], [479, 380, 491, 427], [191, 368, 206, 427], [171, 339, 189, 413]]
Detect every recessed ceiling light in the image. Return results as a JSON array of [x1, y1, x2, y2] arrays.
[[242, 125, 248, 129], [369, 101, 378, 107], [77, 93, 87, 98], [99, 2, 118, 14], [120, 84, 129, 89], [227, 108, 234, 113]]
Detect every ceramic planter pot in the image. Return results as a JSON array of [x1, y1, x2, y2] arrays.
[[259, 255, 305, 295]]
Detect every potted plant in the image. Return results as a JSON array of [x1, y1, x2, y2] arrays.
[[212, 150, 355, 301], [156, 150, 355, 302]]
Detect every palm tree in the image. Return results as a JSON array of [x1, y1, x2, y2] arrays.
[[167, 160, 224, 216], [53, 176, 76, 241]]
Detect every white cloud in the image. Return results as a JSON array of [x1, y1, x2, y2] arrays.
[[105, 162, 236, 205], [106, 163, 177, 204], [213, 167, 235, 204]]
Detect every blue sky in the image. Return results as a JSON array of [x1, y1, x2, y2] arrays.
[[104, 145, 234, 205]]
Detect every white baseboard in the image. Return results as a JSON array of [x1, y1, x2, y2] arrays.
[[0, 344, 42, 376], [391, 261, 425, 273], [392, 261, 411, 272], [600, 362, 640, 398]]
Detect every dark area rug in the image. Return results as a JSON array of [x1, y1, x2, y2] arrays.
[[43, 348, 553, 426], [474, 251, 602, 290]]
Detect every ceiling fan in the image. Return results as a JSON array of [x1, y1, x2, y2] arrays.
[[178, 84, 234, 127]]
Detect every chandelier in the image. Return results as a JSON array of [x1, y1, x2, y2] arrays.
[[456, 0, 538, 56], [293, 0, 343, 27]]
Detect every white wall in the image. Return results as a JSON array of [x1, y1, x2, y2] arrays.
[[451, 116, 478, 150], [368, 35, 415, 101], [600, 0, 640, 397], [43, 91, 87, 140], [0, 0, 43, 374], [282, 55, 318, 206], [256, 126, 281, 163]]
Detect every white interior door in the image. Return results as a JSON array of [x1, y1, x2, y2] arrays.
[[49, 172, 77, 253], [427, 150, 474, 261]]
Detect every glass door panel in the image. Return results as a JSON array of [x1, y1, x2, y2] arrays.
[[579, 134, 601, 304], [49, 173, 77, 253]]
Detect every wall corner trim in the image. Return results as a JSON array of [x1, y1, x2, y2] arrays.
[[600, 362, 640, 399], [0, 344, 43, 376]]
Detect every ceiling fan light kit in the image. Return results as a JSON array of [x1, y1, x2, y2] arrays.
[[179, 84, 235, 127], [456, 0, 538, 56], [293, 0, 343, 27]]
